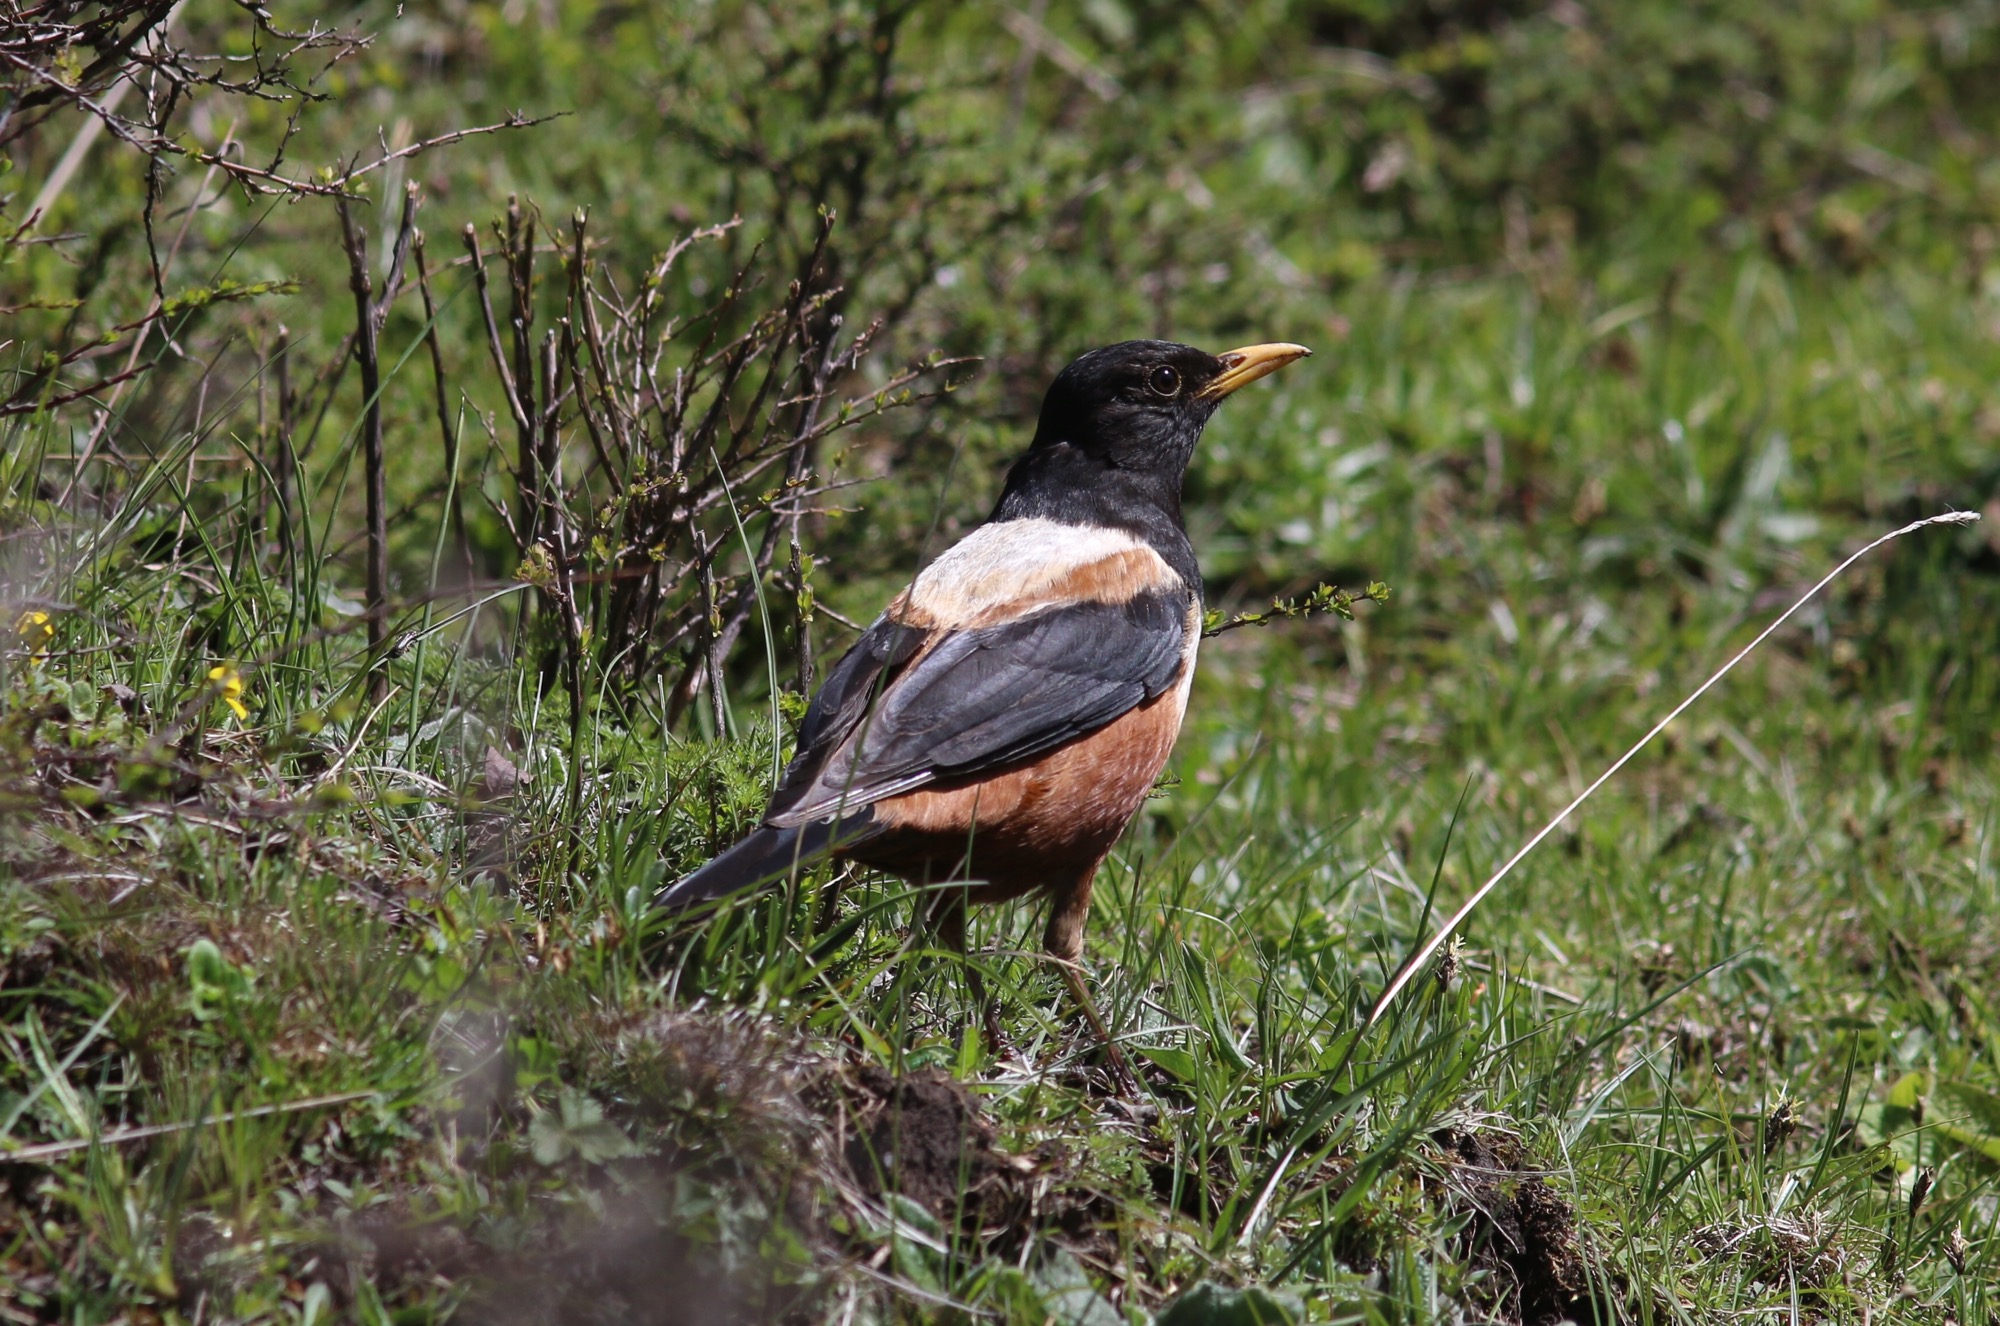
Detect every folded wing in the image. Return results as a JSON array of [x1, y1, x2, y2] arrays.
[[768, 587, 1189, 827]]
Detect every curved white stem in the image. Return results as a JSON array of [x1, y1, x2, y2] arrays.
[[1366, 509, 1981, 1029]]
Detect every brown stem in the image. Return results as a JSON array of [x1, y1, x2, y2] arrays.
[[460, 224, 532, 543], [574, 219, 635, 484], [413, 232, 472, 581], [335, 197, 388, 698], [376, 181, 420, 320], [270, 323, 295, 566], [506, 197, 540, 545], [536, 327, 565, 689], [789, 535, 813, 695]]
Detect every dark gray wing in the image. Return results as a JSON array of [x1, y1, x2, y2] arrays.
[[766, 613, 928, 820], [768, 587, 1189, 827]]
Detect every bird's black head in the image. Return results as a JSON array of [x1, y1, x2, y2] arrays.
[[993, 339, 1310, 547], [1029, 340, 1230, 469]]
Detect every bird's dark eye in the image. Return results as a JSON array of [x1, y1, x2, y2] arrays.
[[1147, 364, 1181, 397]]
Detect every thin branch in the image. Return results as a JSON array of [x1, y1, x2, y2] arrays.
[[335, 196, 389, 691], [413, 231, 472, 578]]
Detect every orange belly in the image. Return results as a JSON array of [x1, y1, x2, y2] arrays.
[[847, 680, 1186, 901]]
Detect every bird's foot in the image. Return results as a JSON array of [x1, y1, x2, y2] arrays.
[[981, 1001, 1014, 1059], [1057, 962, 1142, 1098]]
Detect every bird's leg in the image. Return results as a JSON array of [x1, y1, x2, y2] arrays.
[[812, 863, 850, 935], [1044, 867, 1140, 1097], [925, 884, 1008, 1053]]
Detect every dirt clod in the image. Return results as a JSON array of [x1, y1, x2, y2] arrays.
[[832, 1063, 1128, 1286], [840, 1064, 1009, 1218], [1434, 1129, 1603, 1326]]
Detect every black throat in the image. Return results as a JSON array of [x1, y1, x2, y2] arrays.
[[987, 442, 1203, 596]]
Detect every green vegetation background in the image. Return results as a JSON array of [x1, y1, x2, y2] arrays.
[[4, 1, 2000, 1321]]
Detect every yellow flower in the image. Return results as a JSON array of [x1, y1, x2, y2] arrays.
[[15, 609, 53, 655], [14, 610, 53, 666], [208, 665, 250, 720]]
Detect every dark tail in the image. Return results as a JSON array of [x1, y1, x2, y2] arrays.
[[655, 811, 878, 912]]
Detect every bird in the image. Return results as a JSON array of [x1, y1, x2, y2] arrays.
[[656, 338, 1310, 1087]]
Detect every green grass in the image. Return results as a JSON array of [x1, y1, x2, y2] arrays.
[[8, 2, 2000, 1321], [6, 247, 1998, 1323]]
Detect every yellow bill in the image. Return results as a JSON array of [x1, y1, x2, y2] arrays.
[[1199, 342, 1312, 400]]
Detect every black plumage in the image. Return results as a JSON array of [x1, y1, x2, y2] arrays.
[[654, 337, 1310, 1090]]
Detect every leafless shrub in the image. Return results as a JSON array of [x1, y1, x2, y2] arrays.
[[4, 0, 962, 773], [444, 203, 962, 730], [1, 2, 360, 180], [0, 3, 538, 479]]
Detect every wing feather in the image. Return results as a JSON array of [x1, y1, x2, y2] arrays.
[[765, 614, 928, 822], [769, 588, 1188, 827]]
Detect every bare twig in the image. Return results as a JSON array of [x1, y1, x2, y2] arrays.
[[335, 197, 389, 692], [50, 117, 244, 499], [413, 232, 472, 579], [19, 1, 189, 233], [461, 224, 532, 443], [1204, 581, 1391, 638], [505, 197, 541, 546], [375, 181, 421, 320]]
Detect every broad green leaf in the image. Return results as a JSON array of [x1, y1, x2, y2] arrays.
[[1136, 1044, 1200, 1084], [1158, 1282, 1304, 1326]]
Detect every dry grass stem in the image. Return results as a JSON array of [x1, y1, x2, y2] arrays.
[[1369, 509, 1982, 1027]]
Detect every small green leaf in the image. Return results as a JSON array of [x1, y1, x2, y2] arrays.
[[1157, 1281, 1303, 1326], [527, 1087, 641, 1167], [1887, 1070, 1928, 1113], [510, 1035, 561, 1090], [312, 781, 356, 807], [955, 1023, 982, 1079], [1180, 944, 1255, 1074], [1028, 1248, 1124, 1326], [1934, 1080, 2000, 1165], [185, 939, 251, 1022], [1135, 1044, 1199, 1084]]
